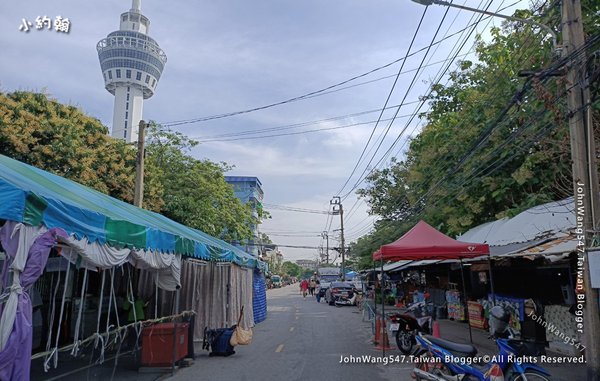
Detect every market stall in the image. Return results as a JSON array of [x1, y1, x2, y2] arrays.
[[0, 154, 267, 380], [373, 220, 490, 343]]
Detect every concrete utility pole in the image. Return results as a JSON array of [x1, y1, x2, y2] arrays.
[[134, 120, 147, 208], [322, 231, 330, 264], [330, 197, 345, 281], [562, 1, 600, 378]]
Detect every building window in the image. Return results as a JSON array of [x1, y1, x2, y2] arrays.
[[126, 102, 129, 110], [125, 112, 128, 120], [126, 69, 131, 79], [145, 75, 150, 84], [124, 130, 127, 138], [125, 121, 128, 129], [136, 71, 142, 81], [108, 70, 113, 79], [127, 93, 130, 101], [127, 86, 130, 91], [116, 69, 121, 78], [122, 15, 127, 22], [152, 78, 156, 87], [103, 72, 107, 81]]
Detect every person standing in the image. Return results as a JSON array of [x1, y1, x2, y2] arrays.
[[300, 279, 309, 298], [309, 278, 316, 296], [315, 279, 322, 303]]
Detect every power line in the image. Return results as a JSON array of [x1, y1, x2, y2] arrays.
[[342, 18, 594, 249], [339, 0, 504, 200], [333, 0, 502, 233], [335, 7, 429, 196], [158, 11, 511, 129], [263, 203, 331, 215], [193, 115, 412, 143]]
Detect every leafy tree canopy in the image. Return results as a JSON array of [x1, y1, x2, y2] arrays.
[[0, 91, 257, 242], [352, 1, 600, 268]]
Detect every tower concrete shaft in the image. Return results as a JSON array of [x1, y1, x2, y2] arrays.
[[97, 0, 166, 143]]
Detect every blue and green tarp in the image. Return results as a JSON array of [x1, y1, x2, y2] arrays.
[[0, 154, 266, 270]]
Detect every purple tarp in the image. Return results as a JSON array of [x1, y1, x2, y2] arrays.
[[0, 225, 66, 381]]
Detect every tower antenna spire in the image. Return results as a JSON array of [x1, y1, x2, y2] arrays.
[[132, 0, 141, 12]]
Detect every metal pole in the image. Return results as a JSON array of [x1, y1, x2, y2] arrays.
[[322, 231, 329, 264], [460, 259, 473, 343], [487, 254, 496, 305], [381, 256, 385, 356], [340, 203, 345, 281], [562, 0, 600, 377], [134, 120, 147, 208]]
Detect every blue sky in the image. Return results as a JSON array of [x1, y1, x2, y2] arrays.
[[0, 0, 529, 261]]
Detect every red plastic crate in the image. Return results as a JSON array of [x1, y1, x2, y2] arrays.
[[141, 322, 189, 367]]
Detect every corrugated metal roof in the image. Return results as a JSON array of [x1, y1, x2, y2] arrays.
[[457, 198, 575, 246]]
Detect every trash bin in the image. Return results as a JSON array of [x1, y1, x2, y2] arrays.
[[141, 322, 189, 367]]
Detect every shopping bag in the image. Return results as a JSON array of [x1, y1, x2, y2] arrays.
[[230, 306, 253, 346]]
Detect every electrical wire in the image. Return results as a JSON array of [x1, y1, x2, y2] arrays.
[[339, 0, 558, 234], [335, 7, 429, 196], [343, 10, 592, 252], [158, 16, 510, 129]]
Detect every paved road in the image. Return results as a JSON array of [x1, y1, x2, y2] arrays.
[[171, 285, 413, 381]]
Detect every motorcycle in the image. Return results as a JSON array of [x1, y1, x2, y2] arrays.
[[389, 301, 433, 354], [412, 305, 551, 381], [334, 287, 360, 306]]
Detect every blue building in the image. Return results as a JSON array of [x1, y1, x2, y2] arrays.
[[225, 176, 264, 257]]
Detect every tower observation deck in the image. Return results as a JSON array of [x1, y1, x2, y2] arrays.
[[97, 0, 167, 143]]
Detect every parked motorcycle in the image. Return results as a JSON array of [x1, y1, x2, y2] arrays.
[[389, 301, 433, 354], [333, 287, 360, 307], [412, 305, 550, 381]]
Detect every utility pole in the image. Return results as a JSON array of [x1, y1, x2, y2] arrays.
[[134, 120, 147, 208], [330, 197, 345, 281], [322, 231, 329, 264], [562, 0, 600, 378]]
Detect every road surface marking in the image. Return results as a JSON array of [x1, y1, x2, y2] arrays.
[[290, 327, 295, 332], [276, 344, 284, 353]]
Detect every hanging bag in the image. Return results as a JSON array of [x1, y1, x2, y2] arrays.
[[230, 306, 253, 346]]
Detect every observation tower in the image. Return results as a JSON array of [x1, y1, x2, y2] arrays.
[[97, 0, 167, 143]]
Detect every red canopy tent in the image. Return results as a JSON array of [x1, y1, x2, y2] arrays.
[[372, 220, 489, 262], [372, 220, 491, 345]]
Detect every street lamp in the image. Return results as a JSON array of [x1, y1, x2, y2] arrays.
[[411, 0, 559, 54]]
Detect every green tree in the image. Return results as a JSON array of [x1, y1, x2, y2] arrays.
[[0, 91, 164, 210], [145, 124, 256, 241], [281, 261, 302, 278], [0, 91, 259, 242], [353, 1, 600, 261]]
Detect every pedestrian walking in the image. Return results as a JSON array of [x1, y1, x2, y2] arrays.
[[309, 278, 316, 296], [300, 279, 309, 298], [315, 279, 322, 303]]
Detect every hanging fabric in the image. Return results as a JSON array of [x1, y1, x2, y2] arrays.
[[0, 222, 66, 381]]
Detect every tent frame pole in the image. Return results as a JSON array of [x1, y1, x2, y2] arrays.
[[460, 259, 473, 343]]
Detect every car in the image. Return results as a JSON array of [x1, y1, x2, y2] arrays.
[[271, 275, 282, 288], [324, 281, 357, 306]]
